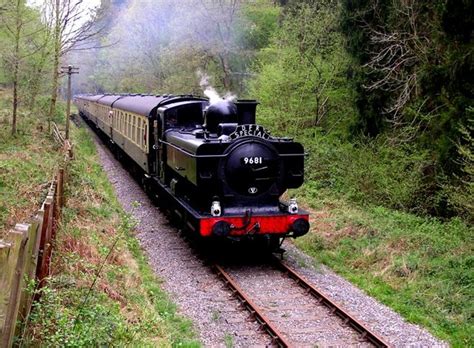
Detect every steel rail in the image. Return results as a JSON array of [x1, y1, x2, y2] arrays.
[[271, 255, 392, 348], [212, 264, 292, 348]]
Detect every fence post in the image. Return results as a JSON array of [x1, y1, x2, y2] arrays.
[[56, 169, 64, 211], [0, 241, 14, 340], [17, 221, 41, 333], [1, 224, 29, 348], [35, 200, 53, 292]]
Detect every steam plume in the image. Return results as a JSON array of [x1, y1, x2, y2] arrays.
[[198, 70, 236, 104]]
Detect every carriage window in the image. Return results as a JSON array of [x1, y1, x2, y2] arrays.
[[126, 114, 129, 138], [141, 119, 145, 148], [132, 116, 135, 142], [132, 115, 137, 142], [137, 117, 140, 145], [140, 118, 143, 146], [138, 119, 142, 147], [136, 118, 139, 146], [144, 121, 147, 150]]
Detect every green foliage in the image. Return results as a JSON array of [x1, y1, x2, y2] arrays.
[[27, 284, 133, 347], [239, 0, 281, 50], [249, 1, 357, 136], [0, 0, 53, 113], [250, 0, 434, 213], [34, 95, 66, 124], [341, 0, 474, 216], [295, 131, 431, 211], [0, 109, 60, 236], [444, 109, 474, 222]]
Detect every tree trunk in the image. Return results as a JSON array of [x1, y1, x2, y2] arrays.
[[48, 52, 59, 130], [11, 0, 21, 136], [12, 66, 18, 135], [218, 53, 232, 90], [48, 0, 61, 132]]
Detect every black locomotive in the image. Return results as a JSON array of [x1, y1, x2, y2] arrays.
[[75, 94, 309, 247]]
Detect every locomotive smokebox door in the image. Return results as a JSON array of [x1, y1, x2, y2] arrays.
[[222, 138, 282, 198]]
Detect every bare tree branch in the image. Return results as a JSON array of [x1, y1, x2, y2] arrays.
[[361, 0, 431, 125]]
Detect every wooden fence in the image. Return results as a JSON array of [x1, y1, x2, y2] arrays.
[[0, 137, 73, 347]]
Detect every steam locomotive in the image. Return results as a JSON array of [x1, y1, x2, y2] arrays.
[[75, 94, 309, 248]]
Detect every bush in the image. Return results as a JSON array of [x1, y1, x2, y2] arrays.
[[34, 95, 66, 125], [297, 130, 431, 211], [248, 0, 357, 138], [444, 109, 474, 222]]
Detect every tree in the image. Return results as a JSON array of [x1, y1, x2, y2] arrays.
[[0, 0, 47, 135], [249, 0, 356, 134], [42, 0, 102, 127]]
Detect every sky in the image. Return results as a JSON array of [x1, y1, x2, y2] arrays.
[[27, 0, 102, 26], [27, 0, 101, 8]]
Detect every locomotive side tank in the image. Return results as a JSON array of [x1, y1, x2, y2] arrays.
[[75, 94, 310, 246]]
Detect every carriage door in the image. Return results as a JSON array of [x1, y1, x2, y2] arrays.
[[109, 110, 114, 139]]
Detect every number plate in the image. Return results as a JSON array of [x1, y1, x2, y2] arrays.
[[242, 156, 263, 165]]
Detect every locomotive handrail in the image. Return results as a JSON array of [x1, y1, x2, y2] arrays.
[[159, 139, 306, 159]]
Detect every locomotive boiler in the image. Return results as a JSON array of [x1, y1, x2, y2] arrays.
[[75, 94, 309, 248]]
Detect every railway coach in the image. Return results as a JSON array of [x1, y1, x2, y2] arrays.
[[75, 93, 310, 249]]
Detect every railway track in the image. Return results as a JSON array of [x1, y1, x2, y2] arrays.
[[213, 255, 391, 347]]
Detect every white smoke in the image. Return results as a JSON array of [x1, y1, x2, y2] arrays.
[[198, 70, 237, 104], [223, 91, 237, 102]]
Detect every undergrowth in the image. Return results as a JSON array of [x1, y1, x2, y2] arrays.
[[24, 125, 199, 346], [0, 97, 60, 238]]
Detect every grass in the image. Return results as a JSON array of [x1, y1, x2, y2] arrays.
[[23, 124, 200, 346], [0, 95, 60, 238], [291, 183, 473, 347]]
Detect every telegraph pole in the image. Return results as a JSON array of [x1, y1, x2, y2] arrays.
[[61, 65, 79, 140]]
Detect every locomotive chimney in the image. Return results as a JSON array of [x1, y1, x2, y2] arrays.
[[235, 100, 259, 125]]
